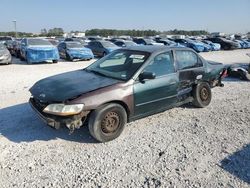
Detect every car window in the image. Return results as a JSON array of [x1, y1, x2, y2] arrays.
[[175, 50, 201, 70], [143, 52, 175, 77]]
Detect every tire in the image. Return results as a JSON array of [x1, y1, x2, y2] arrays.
[[53, 60, 58, 63], [192, 82, 212, 108], [88, 103, 127, 142], [66, 53, 72, 61]]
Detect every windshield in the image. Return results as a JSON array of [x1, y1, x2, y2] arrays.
[[86, 50, 150, 81], [27, 39, 52, 46], [66, 42, 84, 48], [101, 41, 117, 48]]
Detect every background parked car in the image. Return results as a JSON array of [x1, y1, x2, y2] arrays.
[[58, 41, 94, 61], [86, 40, 120, 57], [4, 40, 15, 55], [202, 40, 221, 51], [13, 39, 22, 58], [65, 38, 86, 45], [133, 38, 163, 46], [133, 38, 163, 45], [155, 38, 182, 47], [114, 40, 138, 47], [0, 43, 12, 65], [20, 38, 59, 64], [174, 38, 205, 52], [47, 39, 59, 46], [240, 39, 250, 48], [0, 36, 13, 44], [207, 37, 239, 50]]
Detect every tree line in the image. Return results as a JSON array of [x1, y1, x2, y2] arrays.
[[85, 29, 209, 37], [0, 28, 227, 38]]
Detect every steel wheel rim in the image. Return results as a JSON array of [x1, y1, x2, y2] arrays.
[[101, 111, 120, 134], [200, 87, 209, 101]]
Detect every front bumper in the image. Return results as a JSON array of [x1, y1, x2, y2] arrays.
[[29, 98, 89, 129]]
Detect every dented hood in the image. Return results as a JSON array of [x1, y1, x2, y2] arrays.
[[29, 70, 120, 102]]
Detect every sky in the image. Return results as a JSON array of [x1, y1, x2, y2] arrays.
[[0, 0, 250, 34]]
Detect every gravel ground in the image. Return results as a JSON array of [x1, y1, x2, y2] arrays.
[[0, 49, 250, 188]]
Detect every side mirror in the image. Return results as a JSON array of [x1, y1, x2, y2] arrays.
[[139, 71, 156, 81]]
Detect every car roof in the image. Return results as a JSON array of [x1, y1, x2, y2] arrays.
[[122, 45, 188, 53]]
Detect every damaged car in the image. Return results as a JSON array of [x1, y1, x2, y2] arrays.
[[227, 53, 250, 81], [29, 46, 227, 142], [0, 43, 12, 65], [58, 41, 94, 61], [20, 38, 59, 64]]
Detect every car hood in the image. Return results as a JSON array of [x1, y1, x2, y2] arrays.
[[30, 70, 120, 102], [0, 49, 9, 56]]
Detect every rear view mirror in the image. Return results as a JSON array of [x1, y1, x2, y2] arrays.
[[139, 71, 156, 81]]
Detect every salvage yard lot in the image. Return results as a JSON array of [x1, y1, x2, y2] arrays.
[[0, 49, 250, 187]]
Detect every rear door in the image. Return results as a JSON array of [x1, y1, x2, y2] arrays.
[[133, 51, 178, 117], [174, 49, 204, 97]]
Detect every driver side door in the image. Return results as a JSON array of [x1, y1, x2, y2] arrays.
[[133, 51, 178, 118]]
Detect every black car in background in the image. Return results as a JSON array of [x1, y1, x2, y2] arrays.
[[86, 40, 120, 57], [206, 37, 239, 50]]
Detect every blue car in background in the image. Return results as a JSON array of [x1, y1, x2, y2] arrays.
[[234, 39, 247, 49], [238, 39, 250, 48], [87, 40, 120, 57], [58, 42, 94, 61], [20, 38, 59, 64], [174, 38, 205, 52], [202, 40, 221, 51]]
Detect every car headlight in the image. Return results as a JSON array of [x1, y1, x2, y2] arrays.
[[43, 104, 84, 116], [0, 53, 9, 60]]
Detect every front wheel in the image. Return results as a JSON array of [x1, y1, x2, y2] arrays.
[[53, 60, 58, 63], [192, 82, 212, 108], [88, 103, 127, 142]]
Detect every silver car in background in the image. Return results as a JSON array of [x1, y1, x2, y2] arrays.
[[0, 43, 12, 65]]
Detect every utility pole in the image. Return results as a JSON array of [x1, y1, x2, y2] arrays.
[[13, 20, 17, 38]]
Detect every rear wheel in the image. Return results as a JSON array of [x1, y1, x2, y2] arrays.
[[88, 103, 127, 142], [192, 82, 212, 108], [66, 53, 72, 61]]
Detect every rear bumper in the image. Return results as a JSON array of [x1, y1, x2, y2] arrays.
[[29, 98, 89, 129], [26, 49, 60, 63]]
